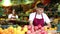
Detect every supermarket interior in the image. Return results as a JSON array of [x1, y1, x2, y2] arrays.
[[0, 0, 60, 34]]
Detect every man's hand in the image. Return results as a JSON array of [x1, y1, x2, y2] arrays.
[[47, 23, 51, 28], [29, 21, 34, 29]]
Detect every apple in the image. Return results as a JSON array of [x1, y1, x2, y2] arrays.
[[31, 28, 34, 33], [40, 30, 48, 34], [34, 26, 38, 31], [41, 27, 45, 31], [35, 30, 40, 34], [31, 32, 35, 34], [38, 25, 42, 29], [37, 31, 41, 34], [44, 32, 48, 34], [27, 30, 31, 34], [28, 25, 32, 30]]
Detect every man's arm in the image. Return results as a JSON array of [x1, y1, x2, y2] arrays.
[[29, 13, 34, 27], [8, 14, 12, 20], [47, 23, 51, 28], [16, 15, 18, 19], [29, 20, 33, 25], [44, 14, 51, 27]]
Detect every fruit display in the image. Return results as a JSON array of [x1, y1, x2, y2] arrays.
[[26, 25, 48, 34], [0, 25, 57, 34], [26, 25, 57, 34], [0, 25, 28, 34]]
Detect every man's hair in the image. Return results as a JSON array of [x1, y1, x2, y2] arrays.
[[36, 3, 45, 8]]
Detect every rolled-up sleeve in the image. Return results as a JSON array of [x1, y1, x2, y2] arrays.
[[8, 14, 11, 19], [29, 13, 34, 22], [44, 14, 51, 23], [16, 15, 18, 19]]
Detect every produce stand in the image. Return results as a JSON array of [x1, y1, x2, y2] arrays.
[[0, 24, 58, 34]]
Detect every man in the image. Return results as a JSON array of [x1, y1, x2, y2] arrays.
[[8, 9, 18, 20], [29, 3, 51, 27], [8, 9, 18, 24]]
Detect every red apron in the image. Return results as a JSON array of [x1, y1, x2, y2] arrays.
[[33, 13, 44, 27]]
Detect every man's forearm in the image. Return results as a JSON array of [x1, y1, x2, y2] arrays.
[[30, 22, 33, 25]]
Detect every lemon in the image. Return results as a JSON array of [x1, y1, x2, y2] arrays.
[[23, 25, 28, 32], [17, 26, 22, 31]]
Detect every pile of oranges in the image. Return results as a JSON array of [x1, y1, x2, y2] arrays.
[[0, 25, 28, 34]]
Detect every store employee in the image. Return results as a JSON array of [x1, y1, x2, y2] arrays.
[[8, 9, 18, 20], [29, 3, 51, 27]]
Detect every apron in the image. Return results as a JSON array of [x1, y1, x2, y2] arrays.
[[33, 13, 44, 27]]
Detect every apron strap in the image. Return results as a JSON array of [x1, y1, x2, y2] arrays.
[[35, 12, 37, 18], [35, 12, 43, 19], [41, 14, 43, 19]]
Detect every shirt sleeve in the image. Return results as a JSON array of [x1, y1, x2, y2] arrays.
[[8, 14, 12, 19], [29, 13, 34, 22], [44, 14, 51, 23], [16, 15, 18, 19]]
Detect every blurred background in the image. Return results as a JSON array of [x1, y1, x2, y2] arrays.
[[0, 0, 60, 34], [0, 0, 60, 24]]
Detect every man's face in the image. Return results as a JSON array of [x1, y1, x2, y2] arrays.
[[12, 11, 15, 14], [12, 9, 15, 14], [36, 8, 44, 14]]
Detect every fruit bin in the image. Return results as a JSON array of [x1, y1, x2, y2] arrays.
[[0, 25, 28, 34], [0, 25, 57, 34]]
